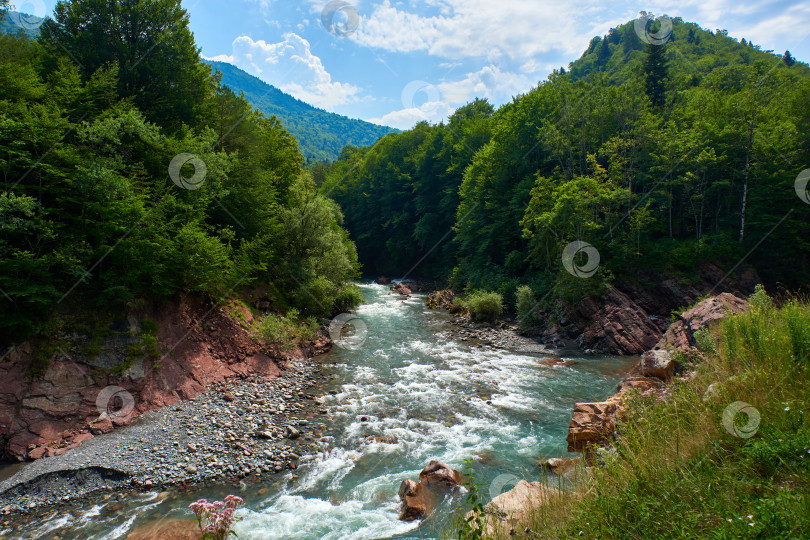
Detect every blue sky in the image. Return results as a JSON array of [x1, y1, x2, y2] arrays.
[[16, 0, 810, 129]]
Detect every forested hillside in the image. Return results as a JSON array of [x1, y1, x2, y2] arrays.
[[0, 9, 396, 165], [0, 0, 361, 346], [322, 18, 810, 307], [0, 10, 42, 38], [206, 60, 396, 164]]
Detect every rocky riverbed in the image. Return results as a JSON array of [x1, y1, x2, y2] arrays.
[[446, 316, 559, 354], [0, 354, 337, 530]]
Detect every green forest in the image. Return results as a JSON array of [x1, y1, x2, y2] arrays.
[[0, 0, 362, 345], [2, 3, 810, 344], [1, 3, 809, 538], [206, 60, 397, 164], [321, 18, 810, 307]]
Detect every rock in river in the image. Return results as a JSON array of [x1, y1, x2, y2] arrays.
[[398, 460, 463, 521]]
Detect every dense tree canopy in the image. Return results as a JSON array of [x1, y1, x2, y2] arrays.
[[40, 0, 212, 131], [0, 0, 360, 344], [322, 19, 810, 307]]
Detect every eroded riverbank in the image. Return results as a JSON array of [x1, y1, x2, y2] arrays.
[[0, 355, 335, 535], [1, 284, 636, 539]]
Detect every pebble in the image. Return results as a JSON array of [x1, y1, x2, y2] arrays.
[[0, 356, 328, 520]]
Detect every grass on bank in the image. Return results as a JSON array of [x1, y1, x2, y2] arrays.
[[453, 286, 810, 539], [255, 308, 319, 351]]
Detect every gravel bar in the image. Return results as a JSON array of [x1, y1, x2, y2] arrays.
[[0, 356, 335, 520]]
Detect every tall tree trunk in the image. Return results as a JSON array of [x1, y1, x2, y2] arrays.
[[739, 120, 754, 244], [668, 184, 673, 239]]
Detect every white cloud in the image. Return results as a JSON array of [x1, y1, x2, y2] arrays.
[[726, 3, 810, 50], [208, 33, 362, 109], [368, 65, 529, 129], [350, 0, 611, 63], [636, 0, 810, 52], [368, 101, 454, 130], [341, 0, 810, 69], [438, 65, 533, 104]]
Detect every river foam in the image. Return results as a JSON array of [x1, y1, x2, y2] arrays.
[[232, 283, 634, 539], [10, 282, 633, 539]]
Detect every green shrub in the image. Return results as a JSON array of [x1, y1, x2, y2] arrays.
[[693, 325, 716, 355], [140, 333, 160, 358], [256, 310, 319, 349], [292, 276, 337, 318], [515, 285, 540, 334], [748, 283, 773, 313], [334, 284, 364, 313], [463, 291, 503, 324], [140, 318, 159, 335], [123, 318, 161, 362]]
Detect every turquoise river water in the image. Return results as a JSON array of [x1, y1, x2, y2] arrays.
[[10, 283, 634, 539]]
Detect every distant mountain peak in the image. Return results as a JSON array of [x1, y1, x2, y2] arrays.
[[204, 60, 397, 163]]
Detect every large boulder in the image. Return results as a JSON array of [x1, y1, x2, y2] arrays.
[[419, 459, 463, 486], [398, 461, 463, 521], [375, 277, 392, 285], [640, 349, 676, 380], [392, 281, 418, 296], [398, 479, 428, 521], [426, 290, 455, 310], [615, 376, 662, 394], [465, 480, 560, 537], [566, 400, 623, 453], [391, 282, 411, 295], [656, 293, 748, 352], [487, 480, 559, 518]]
